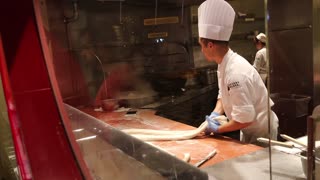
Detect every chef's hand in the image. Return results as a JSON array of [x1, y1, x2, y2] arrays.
[[205, 115, 221, 134]]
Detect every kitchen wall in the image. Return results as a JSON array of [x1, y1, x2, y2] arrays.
[[38, 0, 91, 106], [64, 0, 194, 99], [267, 0, 320, 138], [40, 0, 266, 107], [229, 0, 265, 64], [191, 0, 265, 68]]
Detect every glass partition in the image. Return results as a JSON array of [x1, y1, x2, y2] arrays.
[[34, 0, 217, 179], [33, 0, 319, 179]]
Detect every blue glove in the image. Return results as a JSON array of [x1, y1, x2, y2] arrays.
[[205, 115, 221, 134], [208, 111, 220, 120]]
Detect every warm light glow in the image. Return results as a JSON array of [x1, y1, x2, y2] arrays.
[[76, 135, 97, 142], [73, 128, 84, 132]]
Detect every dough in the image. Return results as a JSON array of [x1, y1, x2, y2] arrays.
[[123, 121, 208, 141], [182, 153, 191, 162], [212, 115, 228, 125], [122, 115, 227, 141]]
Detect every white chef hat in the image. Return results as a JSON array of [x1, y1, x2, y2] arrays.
[[198, 0, 235, 41], [256, 33, 266, 43]]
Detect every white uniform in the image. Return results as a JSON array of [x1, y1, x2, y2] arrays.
[[217, 49, 278, 144], [253, 47, 267, 83]]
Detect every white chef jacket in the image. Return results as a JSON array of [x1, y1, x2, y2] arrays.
[[217, 49, 278, 144], [253, 47, 267, 83]]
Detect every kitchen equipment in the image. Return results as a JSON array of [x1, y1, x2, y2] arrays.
[[116, 91, 158, 108], [149, 76, 186, 96], [280, 134, 307, 148], [142, 42, 188, 56], [305, 105, 320, 179], [95, 43, 134, 61], [184, 71, 198, 88], [194, 149, 217, 167], [270, 93, 311, 138], [257, 137, 294, 148], [101, 99, 119, 111], [206, 69, 216, 85], [300, 150, 320, 177], [198, 68, 217, 86]]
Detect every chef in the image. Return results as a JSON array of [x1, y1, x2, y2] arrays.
[[198, 0, 278, 144], [253, 33, 267, 84]]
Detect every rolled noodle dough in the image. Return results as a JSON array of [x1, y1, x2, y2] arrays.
[[122, 115, 227, 141], [123, 121, 208, 141]]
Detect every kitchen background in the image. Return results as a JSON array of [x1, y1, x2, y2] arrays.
[[63, 0, 264, 95], [1, 0, 320, 179], [42, 0, 264, 127], [42, 0, 265, 129], [39, 0, 319, 139]]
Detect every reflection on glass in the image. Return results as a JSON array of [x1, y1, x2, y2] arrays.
[[66, 104, 207, 179], [34, 0, 320, 179], [0, 78, 19, 179]]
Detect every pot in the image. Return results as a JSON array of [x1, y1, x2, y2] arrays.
[[101, 99, 119, 111]]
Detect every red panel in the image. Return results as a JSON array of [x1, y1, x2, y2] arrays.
[[9, 19, 52, 92], [14, 90, 82, 179], [0, 35, 33, 180], [0, 0, 83, 179], [0, 3, 51, 93]]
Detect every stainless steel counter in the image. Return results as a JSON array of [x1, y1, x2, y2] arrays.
[[203, 148, 306, 180]]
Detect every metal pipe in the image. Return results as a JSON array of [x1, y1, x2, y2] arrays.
[[313, 0, 320, 107], [64, 0, 79, 50], [67, 0, 79, 23], [91, 52, 108, 99], [180, 0, 184, 25], [154, 0, 158, 25], [265, 0, 273, 179], [64, 0, 79, 24], [119, 1, 122, 24], [307, 115, 315, 180]]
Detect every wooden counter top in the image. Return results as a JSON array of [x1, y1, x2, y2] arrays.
[[79, 107, 262, 168]]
